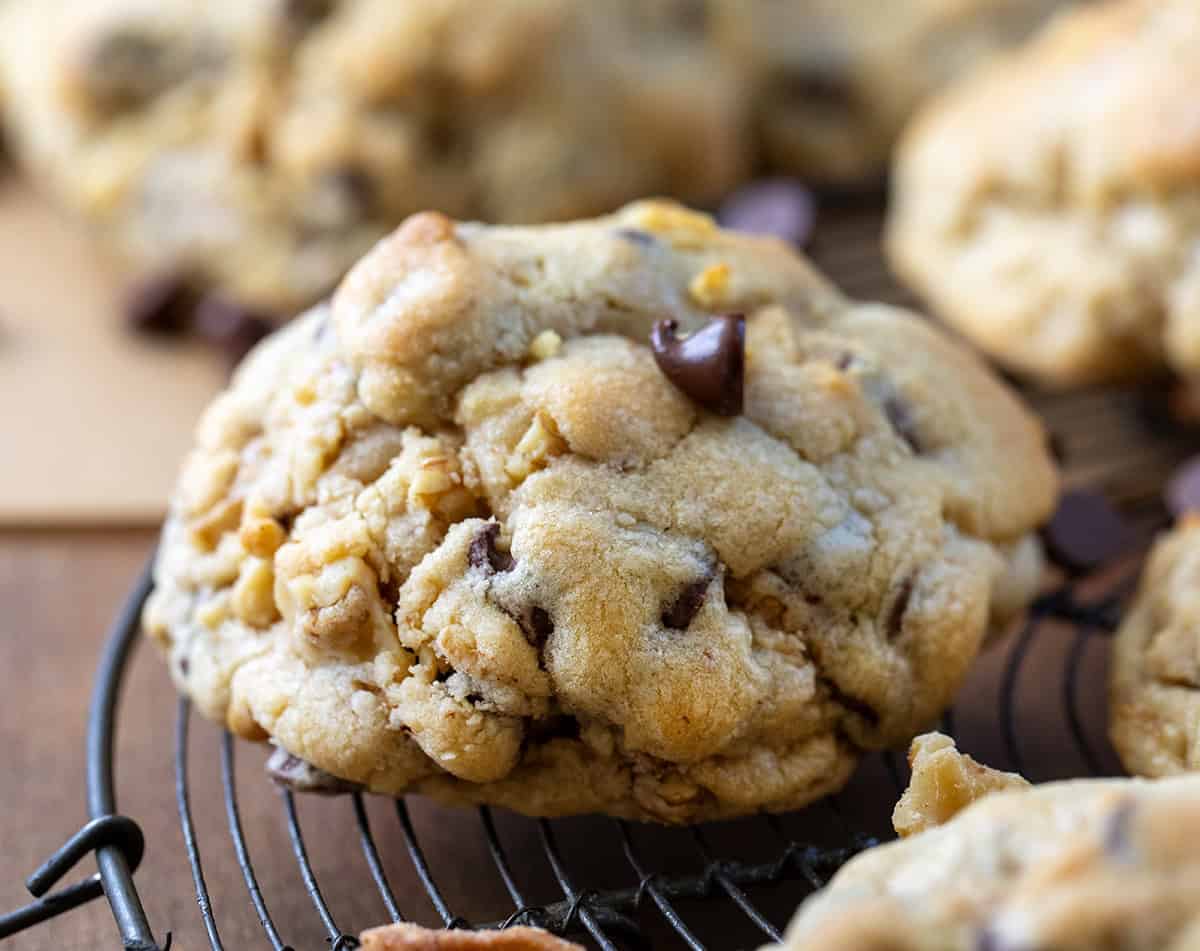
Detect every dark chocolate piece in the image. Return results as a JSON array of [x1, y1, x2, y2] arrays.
[[718, 179, 817, 248], [527, 607, 554, 648], [1041, 489, 1132, 574], [125, 273, 194, 335], [193, 293, 275, 369], [650, 315, 745, 416], [661, 575, 713, 630], [883, 395, 921, 454], [266, 748, 362, 795], [468, 523, 514, 574], [886, 575, 915, 640], [1166, 455, 1200, 519]]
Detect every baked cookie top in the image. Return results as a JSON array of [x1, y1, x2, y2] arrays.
[[709, 0, 1066, 183], [776, 751, 1200, 950], [144, 201, 1056, 822], [0, 0, 746, 312], [1111, 518, 1200, 779], [888, 0, 1200, 386]]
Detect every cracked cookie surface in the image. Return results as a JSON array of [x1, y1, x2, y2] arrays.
[[0, 0, 746, 312], [773, 748, 1200, 951], [888, 0, 1200, 386], [1111, 518, 1200, 779], [144, 200, 1056, 822]]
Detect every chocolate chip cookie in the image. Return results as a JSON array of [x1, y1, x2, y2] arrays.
[[709, 0, 1067, 184], [775, 734, 1200, 951], [1111, 518, 1200, 779], [889, 0, 1200, 386], [0, 0, 746, 313], [143, 200, 1057, 822]]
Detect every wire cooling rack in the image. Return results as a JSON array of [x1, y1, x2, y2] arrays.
[[0, 195, 1190, 950]]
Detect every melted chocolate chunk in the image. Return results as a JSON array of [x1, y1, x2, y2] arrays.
[[1041, 489, 1131, 574], [527, 607, 554, 648], [650, 315, 745, 416], [886, 575, 915, 640], [1166, 455, 1200, 518], [125, 273, 195, 335], [718, 179, 817, 248], [883, 395, 921, 454], [193, 294, 275, 370], [178, 656, 189, 677], [468, 523, 514, 574], [661, 574, 713, 630], [266, 748, 362, 795]]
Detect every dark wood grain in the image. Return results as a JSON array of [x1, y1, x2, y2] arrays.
[[1, 204, 1196, 950]]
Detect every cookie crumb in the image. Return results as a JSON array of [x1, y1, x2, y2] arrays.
[[892, 732, 1028, 837], [361, 923, 583, 951]]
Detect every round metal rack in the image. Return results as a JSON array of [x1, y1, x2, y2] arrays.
[[0, 539, 1144, 950], [0, 196, 1180, 949]]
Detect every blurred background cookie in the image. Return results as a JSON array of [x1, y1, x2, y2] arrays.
[[888, 0, 1200, 386], [711, 0, 1069, 185], [0, 0, 748, 315]]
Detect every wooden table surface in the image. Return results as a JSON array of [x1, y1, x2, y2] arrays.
[[3, 204, 1200, 951]]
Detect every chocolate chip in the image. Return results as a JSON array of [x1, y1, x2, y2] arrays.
[[834, 352, 856, 372], [1041, 489, 1132, 574], [1103, 798, 1137, 860], [265, 748, 361, 795], [1166, 455, 1200, 519], [885, 575, 915, 641], [178, 656, 190, 677], [528, 607, 554, 648], [615, 228, 656, 247], [661, 575, 713, 630], [718, 179, 817, 248], [468, 523, 514, 574], [193, 293, 275, 369], [883, 395, 921, 454], [125, 272, 194, 335], [650, 315, 745, 416]]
